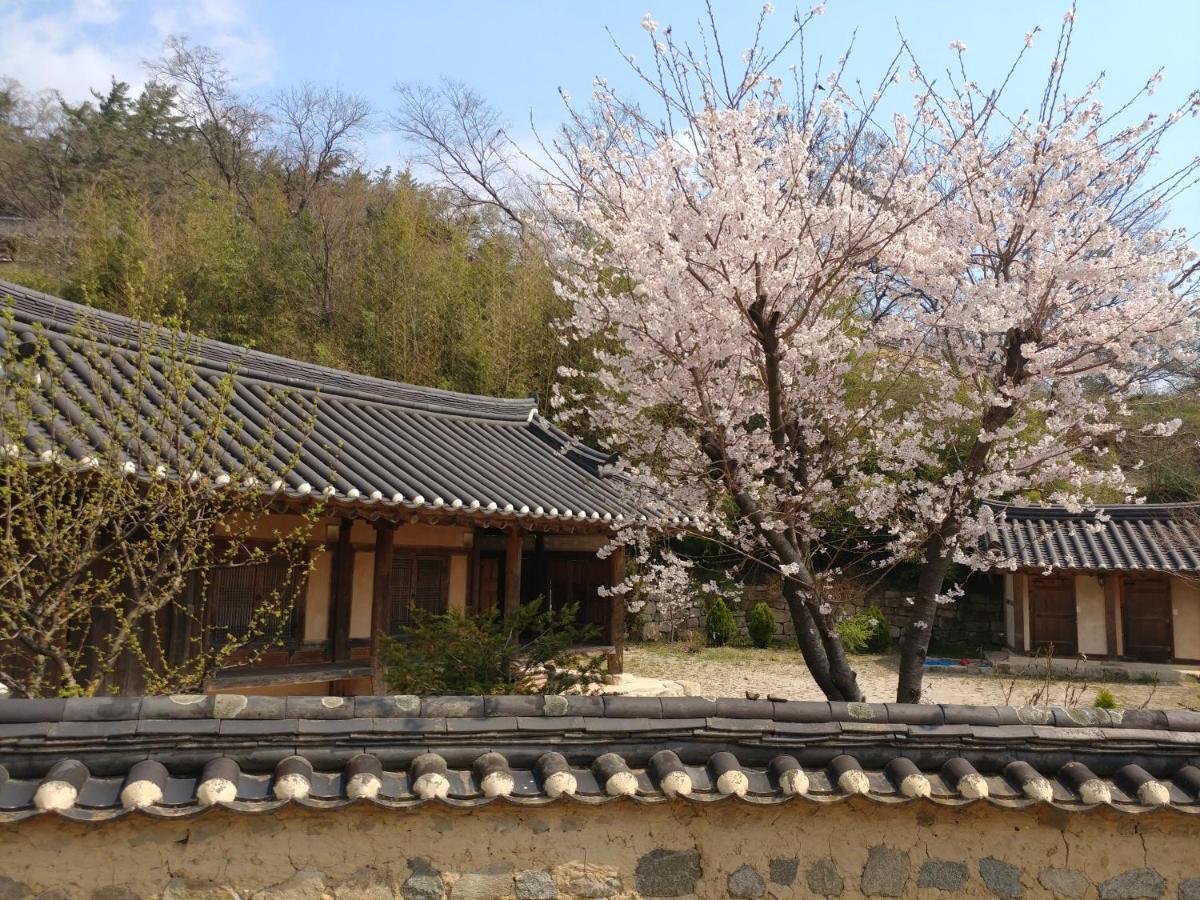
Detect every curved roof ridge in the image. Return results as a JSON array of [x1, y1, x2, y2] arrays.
[[0, 279, 537, 423], [983, 499, 1200, 520]]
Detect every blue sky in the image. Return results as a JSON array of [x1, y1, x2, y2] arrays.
[[3, 0, 1198, 233]]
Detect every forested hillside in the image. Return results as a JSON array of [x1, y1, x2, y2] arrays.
[[0, 41, 571, 404], [1, 38, 1198, 504]]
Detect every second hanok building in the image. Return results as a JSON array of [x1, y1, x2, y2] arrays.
[[987, 502, 1200, 664]]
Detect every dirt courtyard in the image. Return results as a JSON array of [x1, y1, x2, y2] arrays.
[[623, 643, 1200, 709]]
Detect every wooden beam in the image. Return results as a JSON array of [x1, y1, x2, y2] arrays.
[[207, 660, 371, 691], [330, 519, 355, 662], [504, 528, 524, 617], [369, 520, 396, 692], [607, 544, 627, 675]]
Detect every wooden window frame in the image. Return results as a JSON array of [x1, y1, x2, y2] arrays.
[[203, 541, 311, 651], [388, 551, 451, 634]]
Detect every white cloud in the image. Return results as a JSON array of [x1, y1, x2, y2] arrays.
[[0, 2, 144, 101], [150, 0, 276, 87], [0, 0, 276, 103]]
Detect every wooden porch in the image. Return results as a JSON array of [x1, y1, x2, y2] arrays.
[[206, 517, 627, 695]]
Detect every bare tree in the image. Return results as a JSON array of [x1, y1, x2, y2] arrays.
[[151, 36, 267, 215], [0, 80, 68, 221], [392, 79, 528, 233], [273, 84, 372, 214]]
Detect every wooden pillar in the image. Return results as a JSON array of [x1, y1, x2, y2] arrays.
[[606, 544, 627, 675], [1105, 574, 1123, 658], [534, 533, 547, 607], [167, 572, 196, 668], [467, 530, 481, 616], [370, 520, 396, 692], [504, 528, 524, 617], [330, 519, 355, 662]]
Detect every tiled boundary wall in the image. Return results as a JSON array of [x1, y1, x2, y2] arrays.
[[1, 796, 1197, 899]]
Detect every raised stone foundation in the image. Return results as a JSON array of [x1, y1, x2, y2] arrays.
[[1, 794, 1196, 898]]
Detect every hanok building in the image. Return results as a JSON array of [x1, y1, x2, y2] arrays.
[[0, 280, 649, 694], [986, 502, 1200, 664]]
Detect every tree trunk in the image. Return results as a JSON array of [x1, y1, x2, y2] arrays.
[[895, 534, 954, 703], [698, 425, 862, 701], [817, 617, 863, 701], [780, 578, 863, 701], [779, 578, 838, 698]]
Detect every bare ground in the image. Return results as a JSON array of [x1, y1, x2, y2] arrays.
[[623, 643, 1200, 709]]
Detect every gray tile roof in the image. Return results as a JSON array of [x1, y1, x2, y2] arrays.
[[0, 280, 659, 528], [0, 695, 1197, 821], [984, 502, 1200, 573]]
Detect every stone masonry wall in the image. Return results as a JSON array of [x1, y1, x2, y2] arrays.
[[633, 575, 1005, 650], [0, 794, 1198, 898], [633, 579, 796, 643]]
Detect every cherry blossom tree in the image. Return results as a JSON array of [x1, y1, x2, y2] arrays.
[[550, 4, 1198, 702], [548, 5, 952, 701], [862, 10, 1200, 701]]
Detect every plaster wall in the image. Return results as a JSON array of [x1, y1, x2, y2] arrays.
[[351, 551, 374, 638], [0, 797, 1196, 899], [303, 549, 332, 642], [1018, 572, 1031, 651], [351, 521, 472, 549], [1172, 575, 1200, 660], [448, 554, 468, 614], [311, 524, 473, 641], [1074, 574, 1108, 655], [215, 512, 320, 542]]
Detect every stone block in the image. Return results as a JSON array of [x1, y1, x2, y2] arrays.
[[1097, 869, 1165, 899], [402, 859, 445, 900], [252, 870, 327, 900], [634, 849, 701, 898], [917, 859, 968, 892], [161, 881, 239, 900], [563, 875, 621, 899], [91, 889, 142, 900], [806, 858, 844, 897], [332, 867, 393, 900], [978, 858, 1022, 898], [726, 864, 765, 899], [861, 846, 909, 897], [768, 859, 798, 887], [1037, 868, 1089, 899], [514, 870, 555, 900]]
